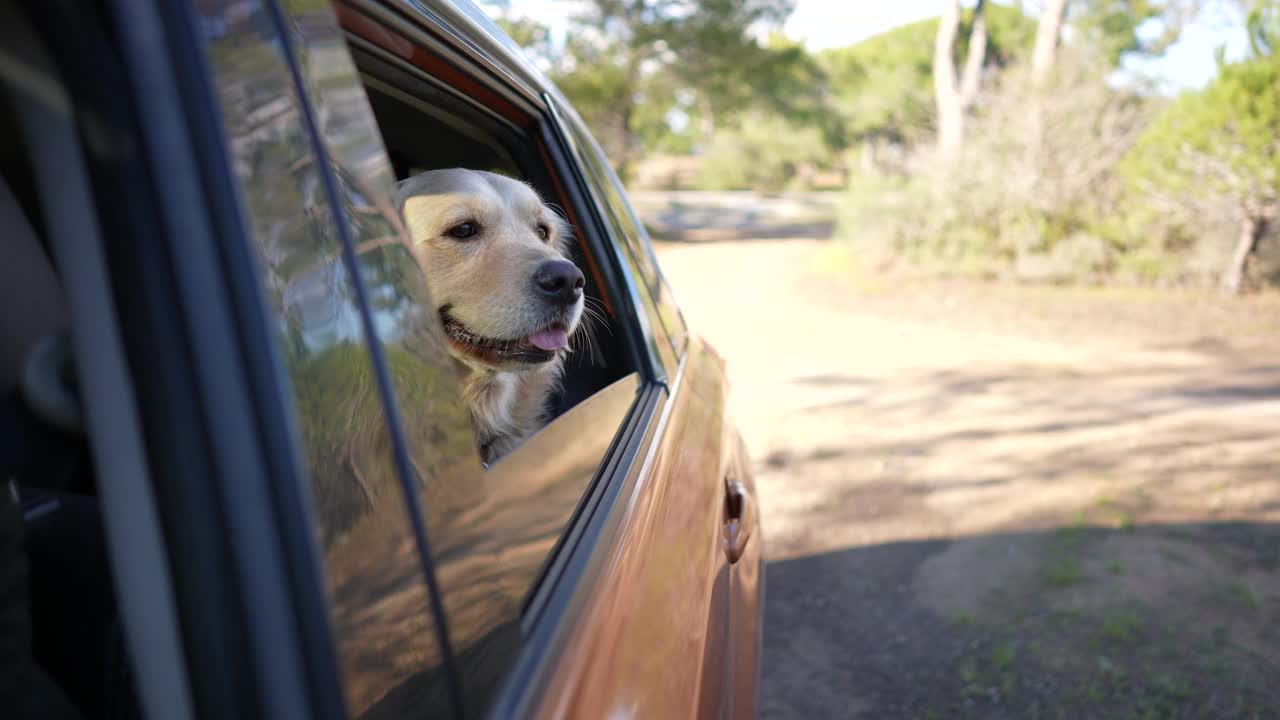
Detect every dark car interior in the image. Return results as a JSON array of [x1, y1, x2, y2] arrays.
[[1, 94, 141, 719]]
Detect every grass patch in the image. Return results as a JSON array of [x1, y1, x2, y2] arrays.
[[1045, 556, 1085, 587], [1198, 653, 1233, 678], [1145, 672, 1195, 707], [1092, 496, 1137, 531], [1220, 582, 1262, 610], [992, 641, 1018, 672], [1119, 513, 1136, 532], [957, 643, 1020, 701], [1085, 681, 1106, 702], [1044, 522, 1093, 587], [1212, 624, 1230, 646], [1100, 608, 1143, 644], [1050, 605, 1083, 627]]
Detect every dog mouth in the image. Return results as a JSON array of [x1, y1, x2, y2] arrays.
[[439, 308, 569, 365]]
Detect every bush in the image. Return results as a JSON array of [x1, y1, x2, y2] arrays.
[[697, 114, 833, 192], [836, 48, 1176, 285]]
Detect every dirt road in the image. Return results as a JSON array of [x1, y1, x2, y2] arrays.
[[654, 234, 1280, 719]]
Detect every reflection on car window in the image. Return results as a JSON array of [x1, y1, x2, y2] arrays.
[[197, 7, 454, 718], [204, 3, 651, 713], [311, 21, 648, 713], [563, 112, 687, 364]]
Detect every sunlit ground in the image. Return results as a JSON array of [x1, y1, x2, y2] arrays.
[[647, 192, 1280, 719]]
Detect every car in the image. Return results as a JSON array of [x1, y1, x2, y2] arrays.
[[0, 0, 763, 718]]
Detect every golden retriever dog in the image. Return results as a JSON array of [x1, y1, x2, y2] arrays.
[[395, 168, 584, 463]]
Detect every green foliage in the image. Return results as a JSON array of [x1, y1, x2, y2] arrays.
[[485, 0, 1280, 289], [1125, 55, 1280, 216], [1071, 0, 1177, 64], [839, 49, 1157, 284], [658, 0, 799, 118], [1246, 2, 1280, 57], [527, 0, 796, 175], [286, 339, 473, 546], [697, 114, 830, 192], [494, 16, 553, 60], [817, 5, 1036, 145]]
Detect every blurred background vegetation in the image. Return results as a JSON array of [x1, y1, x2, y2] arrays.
[[484, 0, 1279, 294]]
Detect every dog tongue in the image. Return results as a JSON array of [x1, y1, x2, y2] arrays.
[[527, 327, 569, 351]]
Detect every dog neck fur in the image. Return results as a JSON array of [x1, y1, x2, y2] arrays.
[[459, 357, 564, 463]]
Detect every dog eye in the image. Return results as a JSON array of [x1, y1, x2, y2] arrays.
[[446, 222, 478, 240], [536, 224, 550, 241]]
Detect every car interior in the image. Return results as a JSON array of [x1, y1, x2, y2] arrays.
[[0, 4, 640, 719], [1, 92, 141, 718]]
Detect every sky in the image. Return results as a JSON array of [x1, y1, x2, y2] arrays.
[[482, 0, 1251, 93]]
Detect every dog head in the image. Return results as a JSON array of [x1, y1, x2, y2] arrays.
[[395, 168, 583, 372]]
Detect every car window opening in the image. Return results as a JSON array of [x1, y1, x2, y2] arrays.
[[344, 34, 636, 446]]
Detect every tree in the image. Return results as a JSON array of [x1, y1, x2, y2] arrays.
[[819, 6, 1034, 155], [547, 0, 795, 178], [933, 0, 989, 156], [1126, 47, 1280, 293], [1032, 0, 1069, 82], [493, 15, 554, 64], [698, 113, 830, 192]]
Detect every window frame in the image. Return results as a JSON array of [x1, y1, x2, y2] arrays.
[[333, 3, 695, 716]]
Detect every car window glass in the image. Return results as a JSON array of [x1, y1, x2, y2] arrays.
[[196, 6, 455, 718], [554, 106, 684, 373], [294, 6, 647, 713], [588, 135, 689, 355]]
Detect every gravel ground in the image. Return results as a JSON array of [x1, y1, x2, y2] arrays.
[[648, 195, 1280, 719]]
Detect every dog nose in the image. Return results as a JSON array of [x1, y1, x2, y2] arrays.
[[533, 260, 584, 305]]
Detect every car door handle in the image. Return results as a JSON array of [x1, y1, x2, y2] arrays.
[[723, 478, 754, 564]]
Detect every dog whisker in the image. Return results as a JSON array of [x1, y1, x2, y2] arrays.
[[582, 305, 612, 336], [545, 202, 569, 220], [570, 306, 604, 365]]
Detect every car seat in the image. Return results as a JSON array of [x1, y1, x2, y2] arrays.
[[0, 164, 140, 719]]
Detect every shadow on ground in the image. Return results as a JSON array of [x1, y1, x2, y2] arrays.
[[754, 361, 1280, 719], [651, 225, 1280, 720], [762, 523, 1280, 720]]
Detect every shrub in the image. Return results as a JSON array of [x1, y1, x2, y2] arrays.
[[697, 113, 832, 192], [837, 47, 1166, 285]]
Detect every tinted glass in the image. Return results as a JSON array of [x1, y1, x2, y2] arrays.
[[272, 4, 647, 713], [587, 135, 689, 356], [332, 17, 650, 711], [196, 3, 453, 717], [557, 102, 687, 368]]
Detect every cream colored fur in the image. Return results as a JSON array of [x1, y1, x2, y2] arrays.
[[395, 168, 582, 463]]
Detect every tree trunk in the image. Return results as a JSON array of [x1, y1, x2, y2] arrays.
[[1221, 214, 1266, 295], [860, 138, 875, 173], [1032, 0, 1069, 84], [959, 0, 988, 110], [933, 0, 964, 157], [615, 98, 635, 182], [934, 0, 988, 159], [1027, 0, 1067, 189], [613, 49, 643, 182]]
